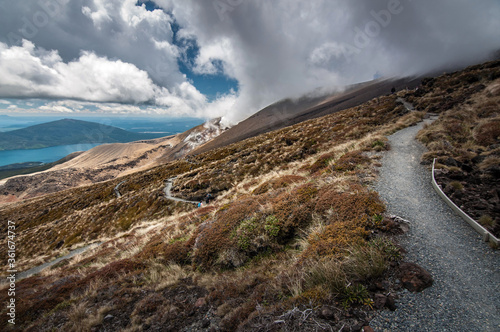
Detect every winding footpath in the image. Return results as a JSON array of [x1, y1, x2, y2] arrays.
[[164, 178, 198, 205], [396, 97, 415, 111], [114, 180, 126, 198], [2, 243, 101, 283], [370, 120, 500, 331]]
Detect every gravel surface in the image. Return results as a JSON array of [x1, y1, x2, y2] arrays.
[[164, 178, 198, 205], [370, 120, 500, 332], [14, 243, 100, 281]]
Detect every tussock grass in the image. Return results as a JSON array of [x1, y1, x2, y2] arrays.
[[145, 261, 192, 290]]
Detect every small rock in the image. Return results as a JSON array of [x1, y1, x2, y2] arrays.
[[319, 306, 336, 320], [351, 321, 363, 332], [461, 163, 474, 173], [388, 215, 411, 234], [195, 297, 206, 307], [385, 294, 397, 311], [363, 327, 375, 332], [201, 319, 211, 328], [398, 262, 434, 292], [444, 157, 458, 167], [374, 293, 387, 309], [374, 280, 390, 290]]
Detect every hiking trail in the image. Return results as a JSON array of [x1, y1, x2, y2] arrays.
[[370, 119, 500, 331], [164, 177, 198, 205]]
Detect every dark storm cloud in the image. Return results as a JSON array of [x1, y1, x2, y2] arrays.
[[162, 0, 500, 123], [342, 0, 500, 74]]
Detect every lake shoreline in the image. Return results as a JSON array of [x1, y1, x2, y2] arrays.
[[0, 143, 103, 168]]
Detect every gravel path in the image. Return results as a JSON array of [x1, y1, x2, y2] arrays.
[[164, 178, 198, 205], [370, 120, 500, 332], [114, 180, 126, 198], [11, 243, 100, 282], [396, 97, 415, 111]]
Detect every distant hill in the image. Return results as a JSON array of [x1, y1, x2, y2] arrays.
[[0, 119, 163, 151]]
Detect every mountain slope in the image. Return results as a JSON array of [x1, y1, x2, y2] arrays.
[[0, 118, 162, 151], [193, 77, 421, 155]]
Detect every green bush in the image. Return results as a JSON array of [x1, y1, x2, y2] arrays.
[[264, 215, 280, 237]]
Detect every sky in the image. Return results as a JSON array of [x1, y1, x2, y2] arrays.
[[0, 0, 499, 125]]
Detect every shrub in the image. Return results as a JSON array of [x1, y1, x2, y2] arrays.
[[368, 237, 402, 262], [315, 185, 385, 223], [371, 139, 389, 152], [479, 215, 494, 227], [340, 284, 373, 309], [272, 184, 318, 241], [334, 151, 371, 172], [83, 259, 147, 282], [309, 153, 336, 174], [474, 119, 500, 146], [294, 183, 318, 204], [252, 175, 305, 195], [234, 217, 259, 251], [302, 221, 368, 260], [264, 215, 280, 237], [162, 241, 191, 265], [302, 186, 385, 260], [191, 198, 262, 270], [450, 181, 464, 191]]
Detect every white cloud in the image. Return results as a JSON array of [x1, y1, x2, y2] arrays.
[[0, 40, 237, 118], [1, 0, 499, 125], [0, 40, 157, 103], [309, 42, 350, 66], [81, 4, 112, 29], [40, 104, 74, 113]]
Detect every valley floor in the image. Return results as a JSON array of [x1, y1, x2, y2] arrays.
[[371, 121, 500, 331]]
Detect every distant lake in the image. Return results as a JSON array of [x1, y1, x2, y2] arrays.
[[0, 144, 102, 167]]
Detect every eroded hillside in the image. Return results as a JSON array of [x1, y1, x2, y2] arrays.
[[0, 118, 226, 204]]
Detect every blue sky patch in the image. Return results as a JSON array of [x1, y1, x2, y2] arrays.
[[139, 1, 239, 101]]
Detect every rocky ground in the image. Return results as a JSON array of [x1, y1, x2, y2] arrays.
[[434, 153, 500, 238]]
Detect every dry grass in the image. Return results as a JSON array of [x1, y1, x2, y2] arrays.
[[64, 302, 112, 332], [479, 156, 500, 171], [144, 261, 192, 290]]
